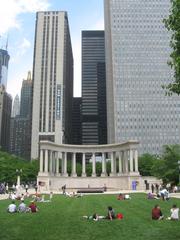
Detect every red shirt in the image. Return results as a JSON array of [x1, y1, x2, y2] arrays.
[[29, 203, 38, 213], [152, 208, 161, 219]]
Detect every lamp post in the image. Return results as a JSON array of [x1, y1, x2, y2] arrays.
[[16, 169, 22, 188], [178, 161, 180, 186]]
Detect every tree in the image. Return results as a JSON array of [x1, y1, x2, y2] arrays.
[[163, 0, 180, 95], [138, 153, 157, 176], [0, 150, 39, 184], [152, 145, 180, 184]]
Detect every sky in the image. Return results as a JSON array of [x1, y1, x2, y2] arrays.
[[0, 0, 104, 100]]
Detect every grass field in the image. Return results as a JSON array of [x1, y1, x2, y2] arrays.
[[0, 193, 180, 240]]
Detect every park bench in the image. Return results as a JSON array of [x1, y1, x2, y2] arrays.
[[77, 187, 104, 193]]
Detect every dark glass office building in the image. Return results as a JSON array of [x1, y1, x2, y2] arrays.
[[0, 85, 12, 152], [72, 97, 82, 145], [0, 49, 10, 89], [81, 31, 107, 145]]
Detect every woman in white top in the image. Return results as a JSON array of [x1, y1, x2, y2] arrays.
[[170, 204, 179, 220]]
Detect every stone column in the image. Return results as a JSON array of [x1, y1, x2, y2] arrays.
[[44, 149, 48, 173], [91, 153, 96, 177], [71, 152, 77, 177], [129, 149, 134, 173], [49, 151, 53, 174], [61, 152, 64, 175], [134, 149, 138, 172], [82, 153, 86, 177], [110, 152, 116, 176], [63, 152, 68, 177], [40, 149, 44, 173], [55, 152, 60, 176], [118, 151, 122, 176], [101, 152, 107, 177], [124, 150, 129, 173]]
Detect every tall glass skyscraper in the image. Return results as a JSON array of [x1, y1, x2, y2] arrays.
[[31, 11, 73, 159], [81, 31, 107, 145], [104, 0, 180, 154], [0, 49, 10, 89]]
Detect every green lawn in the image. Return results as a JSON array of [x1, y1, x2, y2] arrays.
[[0, 193, 180, 240]]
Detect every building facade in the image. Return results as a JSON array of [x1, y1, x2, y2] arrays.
[[31, 11, 73, 159], [9, 117, 31, 160], [72, 97, 82, 145], [20, 71, 32, 118], [9, 72, 32, 160], [0, 49, 10, 89], [81, 31, 107, 145], [0, 85, 12, 151], [11, 94, 20, 117], [104, 0, 180, 154]]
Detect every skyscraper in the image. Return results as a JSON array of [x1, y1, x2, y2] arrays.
[[31, 11, 73, 159], [0, 85, 12, 151], [0, 49, 10, 89], [11, 94, 20, 117], [20, 71, 32, 118], [81, 31, 107, 145], [72, 97, 82, 145], [9, 71, 32, 160], [104, 0, 180, 154]]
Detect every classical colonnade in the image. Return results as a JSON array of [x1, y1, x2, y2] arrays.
[[38, 140, 139, 177]]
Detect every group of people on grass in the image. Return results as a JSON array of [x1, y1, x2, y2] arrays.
[[6, 190, 54, 213], [152, 204, 179, 221], [83, 206, 121, 221], [147, 188, 170, 200], [7, 200, 38, 213]]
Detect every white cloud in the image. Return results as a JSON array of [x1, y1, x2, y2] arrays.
[[19, 38, 31, 55], [0, 0, 50, 35], [91, 18, 104, 30]]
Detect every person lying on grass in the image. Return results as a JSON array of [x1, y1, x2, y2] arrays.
[[83, 213, 105, 221]]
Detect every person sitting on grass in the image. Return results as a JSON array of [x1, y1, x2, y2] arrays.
[[152, 205, 164, 220], [147, 192, 159, 200], [167, 204, 179, 220], [117, 193, 125, 200], [7, 201, 17, 213], [18, 200, 27, 213], [28, 201, 38, 213], [107, 206, 116, 220]]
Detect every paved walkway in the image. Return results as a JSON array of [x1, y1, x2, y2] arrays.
[[1, 190, 180, 200]]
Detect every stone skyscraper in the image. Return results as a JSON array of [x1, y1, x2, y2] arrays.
[[31, 11, 73, 159], [20, 71, 32, 118], [104, 0, 180, 154], [11, 94, 20, 117]]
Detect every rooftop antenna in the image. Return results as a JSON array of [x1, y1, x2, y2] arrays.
[[6, 35, 9, 50]]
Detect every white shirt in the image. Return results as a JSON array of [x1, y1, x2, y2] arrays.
[[171, 208, 179, 220], [18, 202, 26, 212], [8, 203, 17, 213]]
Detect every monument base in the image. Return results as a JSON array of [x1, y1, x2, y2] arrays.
[[36, 173, 155, 192]]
